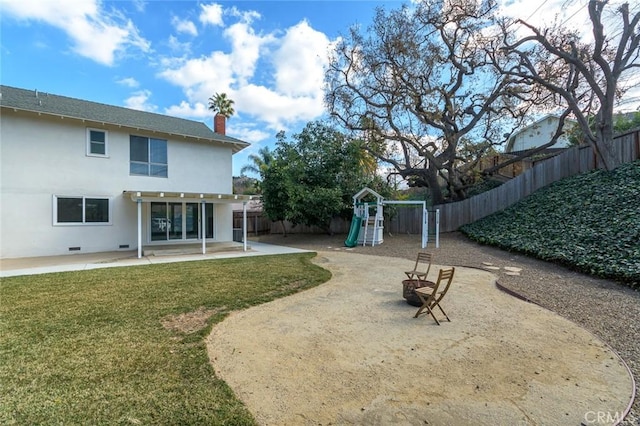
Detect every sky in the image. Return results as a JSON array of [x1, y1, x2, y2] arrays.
[[1, 0, 638, 177]]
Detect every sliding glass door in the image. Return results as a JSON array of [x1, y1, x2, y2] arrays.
[[150, 203, 168, 241], [204, 203, 214, 239], [168, 203, 182, 240], [185, 203, 199, 239], [150, 202, 214, 242]]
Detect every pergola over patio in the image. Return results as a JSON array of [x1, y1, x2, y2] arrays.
[[123, 190, 260, 258]]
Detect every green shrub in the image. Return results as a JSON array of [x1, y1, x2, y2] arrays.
[[460, 160, 640, 289]]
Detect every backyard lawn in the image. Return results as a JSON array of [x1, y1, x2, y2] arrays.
[[0, 253, 330, 425]]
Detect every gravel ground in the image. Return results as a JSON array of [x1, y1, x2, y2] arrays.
[[252, 231, 640, 426]]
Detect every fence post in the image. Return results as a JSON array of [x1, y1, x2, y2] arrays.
[[435, 209, 440, 248]]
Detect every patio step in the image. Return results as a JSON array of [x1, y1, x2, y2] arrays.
[[143, 242, 248, 256]]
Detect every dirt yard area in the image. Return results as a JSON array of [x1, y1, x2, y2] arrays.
[[207, 249, 634, 425]]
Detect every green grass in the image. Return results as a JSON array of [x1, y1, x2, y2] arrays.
[[0, 253, 331, 425], [461, 160, 640, 289]]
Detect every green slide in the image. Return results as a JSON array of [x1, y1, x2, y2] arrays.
[[344, 216, 362, 247]]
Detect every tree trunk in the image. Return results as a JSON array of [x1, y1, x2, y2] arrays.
[[593, 107, 620, 171], [426, 167, 444, 205]]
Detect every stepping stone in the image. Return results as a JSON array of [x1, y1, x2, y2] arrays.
[[505, 272, 521, 276], [482, 262, 494, 266], [483, 266, 501, 270], [504, 266, 522, 272]]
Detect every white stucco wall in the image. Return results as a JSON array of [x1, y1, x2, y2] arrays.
[[510, 116, 573, 152], [0, 110, 236, 258]]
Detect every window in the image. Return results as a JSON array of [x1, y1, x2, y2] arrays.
[[54, 196, 111, 225], [130, 135, 168, 177], [87, 128, 107, 156]]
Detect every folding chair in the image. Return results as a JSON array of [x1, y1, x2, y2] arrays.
[[404, 252, 433, 283], [414, 267, 455, 325]]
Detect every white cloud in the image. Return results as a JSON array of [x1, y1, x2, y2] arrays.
[[164, 100, 211, 119], [273, 20, 332, 97], [124, 90, 158, 112], [234, 84, 325, 129], [158, 50, 235, 96], [159, 5, 336, 139], [230, 126, 272, 143], [172, 16, 198, 36], [224, 22, 275, 84], [1, 0, 150, 66], [167, 35, 191, 53], [497, 0, 593, 39], [199, 3, 224, 27], [131, 0, 146, 13], [227, 6, 261, 24], [117, 77, 139, 88]]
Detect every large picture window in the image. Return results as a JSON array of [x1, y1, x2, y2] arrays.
[[87, 128, 107, 156], [130, 135, 168, 177], [54, 196, 111, 225]]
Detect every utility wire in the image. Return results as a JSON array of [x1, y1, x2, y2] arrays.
[[524, 0, 552, 22]]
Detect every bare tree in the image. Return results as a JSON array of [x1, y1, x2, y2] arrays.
[[325, 0, 542, 204], [494, 0, 640, 170]]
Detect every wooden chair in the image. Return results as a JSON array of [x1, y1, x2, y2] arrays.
[[404, 252, 433, 283], [414, 267, 455, 325]]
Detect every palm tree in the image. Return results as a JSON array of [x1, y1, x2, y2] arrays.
[[208, 92, 235, 118], [240, 146, 273, 177]]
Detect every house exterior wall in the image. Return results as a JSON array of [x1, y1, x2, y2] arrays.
[[0, 110, 234, 258], [510, 116, 573, 152]]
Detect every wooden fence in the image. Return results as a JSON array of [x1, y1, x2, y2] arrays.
[[433, 129, 640, 232], [235, 130, 639, 236], [234, 206, 438, 237], [232, 211, 272, 236], [233, 212, 353, 236]]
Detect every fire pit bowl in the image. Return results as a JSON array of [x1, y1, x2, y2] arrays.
[[402, 279, 435, 307]]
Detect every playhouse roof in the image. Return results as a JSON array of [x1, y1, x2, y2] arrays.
[[353, 187, 384, 202]]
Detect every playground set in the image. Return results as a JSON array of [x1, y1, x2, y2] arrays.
[[344, 187, 439, 249]]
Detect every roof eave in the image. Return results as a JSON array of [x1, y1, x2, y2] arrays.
[[1, 104, 250, 150]]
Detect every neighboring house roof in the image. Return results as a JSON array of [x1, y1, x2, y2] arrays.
[[0, 85, 249, 153], [504, 147, 567, 158], [506, 114, 576, 152]]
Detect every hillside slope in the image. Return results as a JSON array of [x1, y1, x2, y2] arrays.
[[461, 160, 640, 289]]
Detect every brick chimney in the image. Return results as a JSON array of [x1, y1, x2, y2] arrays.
[[214, 114, 226, 135]]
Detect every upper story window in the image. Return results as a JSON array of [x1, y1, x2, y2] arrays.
[[130, 135, 168, 177], [87, 128, 108, 157], [54, 196, 111, 225]]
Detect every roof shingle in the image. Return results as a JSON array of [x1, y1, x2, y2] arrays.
[[0, 85, 249, 152]]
